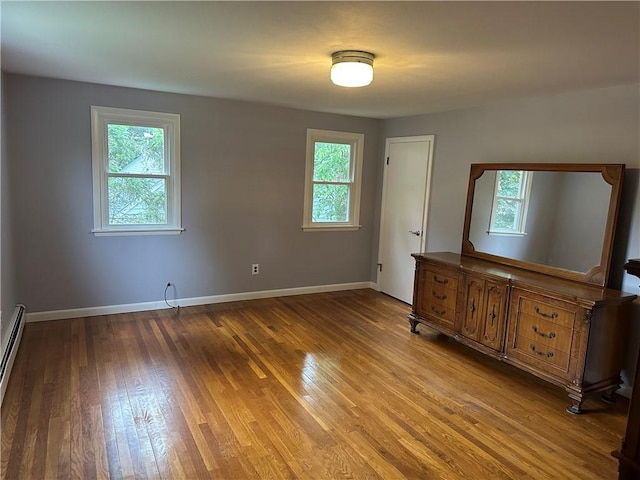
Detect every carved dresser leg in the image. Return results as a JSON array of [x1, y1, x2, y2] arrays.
[[409, 319, 420, 334], [601, 386, 619, 404], [566, 398, 583, 415]]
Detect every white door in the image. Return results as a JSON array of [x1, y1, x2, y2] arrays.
[[378, 136, 434, 304]]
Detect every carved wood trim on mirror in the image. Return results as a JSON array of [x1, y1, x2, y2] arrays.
[[461, 163, 625, 287]]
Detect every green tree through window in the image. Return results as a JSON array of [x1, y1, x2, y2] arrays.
[[312, 142, 351, 222], [107, 124, 167, 225]]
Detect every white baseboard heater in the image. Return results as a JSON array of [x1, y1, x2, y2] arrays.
[[0, 304, 26, 405]]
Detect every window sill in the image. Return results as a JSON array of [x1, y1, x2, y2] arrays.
[[302, 225, 362, 232], [487, 231, 527, 237], [92, 227, 185, 237]]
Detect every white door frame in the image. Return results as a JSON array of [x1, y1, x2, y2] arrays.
[[376, 135, 435, 289]]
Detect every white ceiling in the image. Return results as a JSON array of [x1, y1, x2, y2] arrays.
[[2, 1, 638, 119]]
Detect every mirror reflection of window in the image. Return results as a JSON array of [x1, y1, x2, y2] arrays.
[[465, 164, 621, 283], [488, 170, 533, 235]]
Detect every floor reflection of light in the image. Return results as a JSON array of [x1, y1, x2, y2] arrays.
[[302, 353, 318, 385]]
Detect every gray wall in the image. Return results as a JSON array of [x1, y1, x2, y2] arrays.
[[382, 82, 640, 386], [1, 73, 17, 347], [4, 74, 382, 313], [548, 172, 611, 272]]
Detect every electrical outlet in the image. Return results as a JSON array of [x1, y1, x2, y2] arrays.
[[252, 264, 259, 275]]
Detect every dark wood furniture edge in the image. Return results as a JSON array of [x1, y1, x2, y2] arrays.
[[615, 259, 640, 479]]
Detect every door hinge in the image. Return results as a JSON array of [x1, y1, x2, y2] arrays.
[[377, 263, 383, 272]]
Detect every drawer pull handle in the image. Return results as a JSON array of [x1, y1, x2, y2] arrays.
[[488, 307, 496, 326], [433, 275, 449, 285], [534, 306, 558, 319], [432, 291, 447, 301], [431, 305, 447, 316], [532, 325, 556, 339], [530, 344, 554, 358]]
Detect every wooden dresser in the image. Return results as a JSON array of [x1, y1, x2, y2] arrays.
[[410, 252, 637, 414]]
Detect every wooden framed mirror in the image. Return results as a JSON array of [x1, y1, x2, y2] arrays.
[[461, 163, 625, 286]]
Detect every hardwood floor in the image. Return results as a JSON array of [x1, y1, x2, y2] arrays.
[[1, 289, 627, 479]]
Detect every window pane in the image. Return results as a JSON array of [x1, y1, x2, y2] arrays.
[[313, 142, 350, 182], [312, 184, 349, 222], [108, 124, 165, 174], [496, 170, 523, 199], [493, 198, 520, 231], [108, 177, 167, 225]]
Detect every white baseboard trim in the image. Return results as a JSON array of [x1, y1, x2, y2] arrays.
[[618, 385, 632, 399], [25, 281, 376, 323]]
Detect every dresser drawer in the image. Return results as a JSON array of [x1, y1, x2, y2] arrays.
[[424, 300, 456, 324], [515, 314, 574, 354], [516, 340, 572, 371], [519, 296, 576, 328], [426, 283, 457, 311], [425, 271, 458, 291]]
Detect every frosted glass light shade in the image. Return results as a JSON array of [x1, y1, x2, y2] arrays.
[[331, 51, 374, 87]]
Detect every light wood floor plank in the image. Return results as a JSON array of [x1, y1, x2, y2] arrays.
[[1, 289, 628, 479]]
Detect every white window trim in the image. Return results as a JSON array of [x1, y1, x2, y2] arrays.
[[488, 170, 533, 236], [302, 129, 364, 232], [91, 106, 183, 236]]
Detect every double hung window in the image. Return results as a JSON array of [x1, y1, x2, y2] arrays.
[[91, 106, 182, 235], [303, 129, 364, 231], [489, 170, 532, 235]]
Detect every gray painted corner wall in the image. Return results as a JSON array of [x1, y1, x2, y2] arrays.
[[382, 82, 640, 387], [5, 74, 383, 313], [1, 72, 18, 347]]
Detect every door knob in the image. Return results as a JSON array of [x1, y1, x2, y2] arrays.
[[409, 230, 421, 236]]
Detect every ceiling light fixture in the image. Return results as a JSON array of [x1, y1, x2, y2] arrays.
[[330, 50, 375, 88]]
